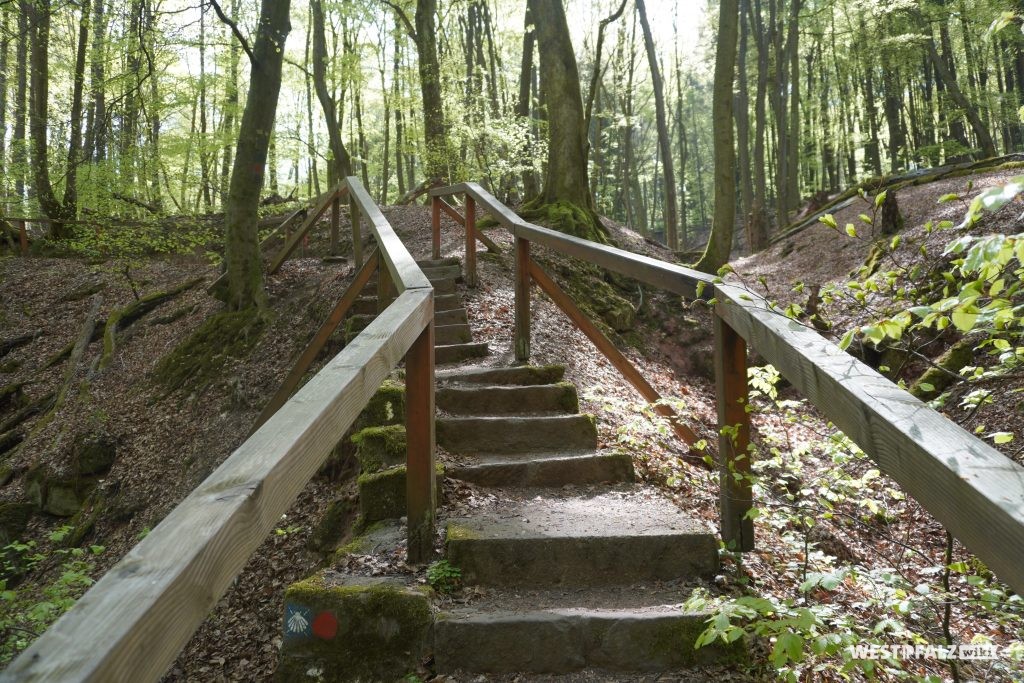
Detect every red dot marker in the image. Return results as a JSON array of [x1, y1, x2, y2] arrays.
[[312, 611, 338, 640]]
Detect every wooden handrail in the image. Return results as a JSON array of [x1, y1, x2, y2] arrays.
[[715, 283, 1024, 591], [431, 182, 1024, 595], [3, 179, 438, 681], [267, 185, 349, 275], [431, 183, 714, 300]]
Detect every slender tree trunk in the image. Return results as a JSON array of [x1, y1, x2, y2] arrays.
[[694, 0, 739, 273], [12, 6, 28, 205], [785, 0, 801, 209], [311, 0, 352, 183], [636, 0, 679, 250], [735, 0, 755, 251], [926, 34, 996, 158], [220, 0, 240, 204], [748, 0, 770, 243], [416, 0, 453, 181], [223, 0, 292, 311], [515, 5, 539, 198], [304, 6, 321, 196], [63, 0, 92, 216], [27, 0, 68, 227], [85, 0, 107, 163], [0, 9, 9, 179]]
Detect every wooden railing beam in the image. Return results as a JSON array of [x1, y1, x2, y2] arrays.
[[437, 197, 502, 254], [431, 196, 442, 260], [529, 261, 700, 454], [330, 193, 341, 256], [268, 185, 348, 275]]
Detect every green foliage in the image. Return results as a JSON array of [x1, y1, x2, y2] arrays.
[[1, 527, 104, 664], [426, 560, 461, 595]]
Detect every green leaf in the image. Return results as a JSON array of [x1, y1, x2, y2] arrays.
[[951, 307, 978, 332], [845, 224, 858, 238], [991, 432, 1014, 444], [874, 191, 888, 209], [819, 213, 838, 230], [938, 193, 960, 203], [838, 329, 856, 351]]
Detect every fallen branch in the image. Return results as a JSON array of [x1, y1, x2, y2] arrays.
[[99, 278, 204, 369], [1, 331, 42, 359]]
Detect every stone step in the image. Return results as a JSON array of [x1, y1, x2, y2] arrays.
[[437, 415, 596, 454], [416, 257, 461, 268], [435, 294, 462, 312], [434, 324, 472, 346], [448, 451, 635, 487], [351, 296, 378, 316], [436, 364, 566, 387], [435, 308, 469, 327], [422, 264, 462, 281], [431, 277, 456, 295], [445, 489, 718, 587], [435, 342, 489, 365], [436, 383, 578, 416], [434, 596, 741, 674]]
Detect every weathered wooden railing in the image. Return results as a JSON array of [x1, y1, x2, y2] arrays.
[[430, 182, 1024, 595], [1, 177, 436, 682]]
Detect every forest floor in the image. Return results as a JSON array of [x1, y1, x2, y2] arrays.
[[0, 168, 1022, 682]]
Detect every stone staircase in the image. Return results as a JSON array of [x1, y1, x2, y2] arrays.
[[277, 255, 741, 681]]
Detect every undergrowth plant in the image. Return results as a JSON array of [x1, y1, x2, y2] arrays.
[[1, 526, 104, 664]]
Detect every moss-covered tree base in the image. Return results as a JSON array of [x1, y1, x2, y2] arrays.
[[276, 576, 432, 682], [152, 308, 266, 395], [519, 198, 609, 244]]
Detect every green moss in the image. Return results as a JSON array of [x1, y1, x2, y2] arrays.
[[152, 308, 266, 395], [357, 465, 444, 522], [352, 424, 407, 474], [911, 338, 975, 401], [445, 523, 479, 542], [519, 198, 609, 244], [278, 576, 432, 682], [553, 259, 636, 333], [308, 497, 356, 553], [355, 380, 406, 430], [555, 381, 580, 413]]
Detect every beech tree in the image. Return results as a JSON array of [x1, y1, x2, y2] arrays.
[[222, 0, 292, 311]]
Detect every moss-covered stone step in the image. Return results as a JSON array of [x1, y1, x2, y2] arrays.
[[446, 489, 717, 587], [435, 342, 489, 365], [437, 414, 596, 454], [421, 264, 462, 281], [448, 451, 634, 487], [416, 256, 461, 269], [435, 294, 462, 312], [436, 364, 565, 386], [434, 323, 472, 346], [277, 576, 431, 682], [351, 296, 378, 315], [434, 603, 744, 674], [436, 383, 578, 416], [357, 464, 443, 522], [429, 277, 456, 295], [352, 424, 406, 473], [435, 307, 469, 327]]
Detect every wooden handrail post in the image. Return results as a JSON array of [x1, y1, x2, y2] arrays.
[[351, 194, 363, 269], [431, 196, 442, 260], [713, 314, 754, 552], [405, 318, 436, 564], [330, 192, 340, 255], [464, 195, 477, 287], [18, 221, 28, 256], [515, 237, 531, 361]]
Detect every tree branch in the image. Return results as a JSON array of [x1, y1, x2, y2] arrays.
[[381, 0, 417, 41], [208, 0, 255, 65]]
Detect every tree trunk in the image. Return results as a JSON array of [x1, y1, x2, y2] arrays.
[[525, 0, 603, 240], [220, 0, 240, 205], [515, 5, 539, 198], [748, 0, 770, 246], [415, 0, 454, 182], [735, 0, 755, 251], [27, 0, 69, 228], [926, 35, 996, 159], [223, 0, 292, 311], [12, 5, 28, 206], [311, 0, 352, 183], [85, 0, 107, 162], [694, 0, 739, 273], [63, 0, 92, 217], [636, 0, 679, 250]]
